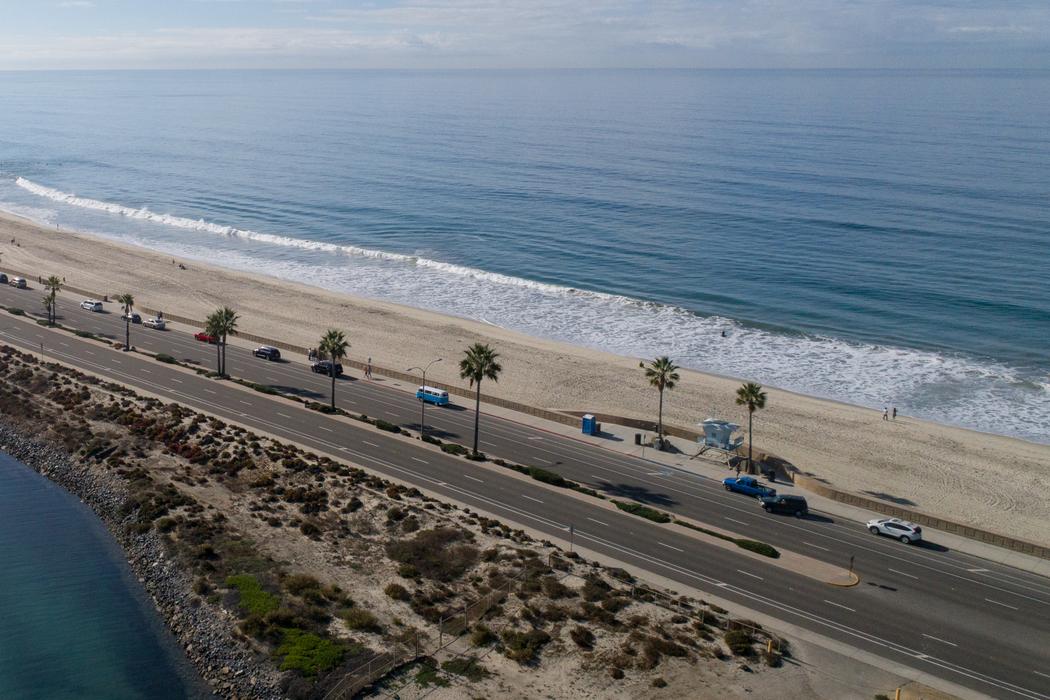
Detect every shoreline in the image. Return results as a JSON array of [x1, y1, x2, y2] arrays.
[[0, 421, 282, 699], [1, 210, 1048, 544]]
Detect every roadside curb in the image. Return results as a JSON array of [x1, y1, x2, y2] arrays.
[[827, 571, 861, 588]]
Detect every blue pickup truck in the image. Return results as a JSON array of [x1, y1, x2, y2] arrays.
[[722, 476, 776, 498]]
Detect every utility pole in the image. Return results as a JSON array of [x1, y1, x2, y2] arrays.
[[407, 358, 442, 439]]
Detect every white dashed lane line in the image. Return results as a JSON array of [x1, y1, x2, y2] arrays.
[[921, 633, 957, 647], [463, 474, 484, 483], [586, 517, 608, 526], [723, 516, 747, 525], [802, 541, 829, 551], [411, 457, 429, 465], [658, 542, 683, 552], [823, 599, 856, 612], [984, 598, 1019, 611], [521, 494, 544, 504], [888, 568, 918, 580], [170, 378, 183, 384], [737, 570, 764, 581]]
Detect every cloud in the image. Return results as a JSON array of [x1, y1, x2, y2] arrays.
[[57, 0, 94, 7]]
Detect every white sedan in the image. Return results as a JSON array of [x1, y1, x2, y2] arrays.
[[144, 317, 166, 330], [867, 517, 923, 544]]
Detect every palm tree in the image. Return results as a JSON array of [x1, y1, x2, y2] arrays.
[[116, 293, 134, 351], [213, 306, 238, 377], [736, 382, 768, 474], [318, 329, 350, 410], [43, 275, 62, 326], [639, 356, 679, 444], [459, 343, 502, 456], [204, 311, 223, 375]]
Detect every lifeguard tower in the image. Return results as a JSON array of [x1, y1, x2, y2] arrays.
[[693, 418, 744, 466]]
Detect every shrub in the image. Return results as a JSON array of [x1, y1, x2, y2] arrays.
[[471, 624, 497, 647], [612, 500, 672, 523], [226, 574, 279, 616], [735, 539, 780, 558], [724, 629, 753, 656], [276, 628, 345, 676], [155, 353, 176, 364], [7, 308, 24, 316], [386, 528, 478, 582], [652, 678, 668, 688], [385, 583, 410, 601], [75, 330, 96, 339], [441, 443, 468, 456], [569, 626, 595, 649], [501, 629, 551, 664], [341, 607, 383, 633], [375, 419, 401, 433], [441, 656, 490, 681], [527, 467, 568, 488], [284, 574, 322, 596]]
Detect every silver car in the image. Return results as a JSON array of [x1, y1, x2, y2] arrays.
[[867, 517, 923, 544]]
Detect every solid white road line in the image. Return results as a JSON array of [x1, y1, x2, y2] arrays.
[[922, 634, 958, 647], [984, 598, 1019, 611], [522, 494, 544, 504], [586, 517, 608, 526], [463, 474, 483, 483], [737, 569, 764, 581], [802, 541, 830, 551], [889, 568, 919, 580], [658, 542, 684, 552], [824, 599, 856, 613], [724, 516, 747, 525]]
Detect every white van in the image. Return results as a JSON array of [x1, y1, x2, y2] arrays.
[[80, 299, 104, 312]]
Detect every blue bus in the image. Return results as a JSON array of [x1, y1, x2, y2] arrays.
[[416, 385, 450, 406]]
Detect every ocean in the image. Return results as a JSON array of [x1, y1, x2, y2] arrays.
[[0, 69, 1047, 442], [0, 452, 207, 699]]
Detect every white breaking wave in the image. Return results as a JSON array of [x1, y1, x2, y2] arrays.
[[15, 176, 643, 307]]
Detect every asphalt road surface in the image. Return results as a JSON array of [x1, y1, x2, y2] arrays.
[[2, 288, 1048, 699]]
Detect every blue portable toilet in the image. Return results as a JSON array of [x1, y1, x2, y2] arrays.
[[581, 414, 598, 436]]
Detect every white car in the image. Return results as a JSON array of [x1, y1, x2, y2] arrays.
[[867, 517, 923, 544], [144, 317, 166, 330], [80, 299, 104, 312]]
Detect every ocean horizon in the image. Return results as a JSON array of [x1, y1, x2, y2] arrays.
[[1, 69, 1048, 442]]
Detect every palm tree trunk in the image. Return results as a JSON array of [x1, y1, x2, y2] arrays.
[[657, 386, 664, 440], [330, 367, 336, 410], [472, 382, 482, 455], [221, 335, 227, 376], [124, 318, 130, 351], [747, 410, 754, 474], [216, 342, 221, 375]]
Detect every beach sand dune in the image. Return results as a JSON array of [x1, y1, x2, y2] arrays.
[[2, 211, 1047, 544]]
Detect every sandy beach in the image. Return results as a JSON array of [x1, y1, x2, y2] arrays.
[[2, 210, 1048, 545]]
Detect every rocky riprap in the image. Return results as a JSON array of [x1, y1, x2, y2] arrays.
[[0, 422, 285, 700]]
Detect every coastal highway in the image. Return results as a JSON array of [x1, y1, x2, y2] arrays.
[[2, 294, 1050, 698]]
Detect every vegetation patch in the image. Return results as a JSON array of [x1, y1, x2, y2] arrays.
[[612, 500, 672, 523], [155, 353, 176, 364], [441, 656, 490, 681], [675, 521, 780, 558], [276, 628, 346, 676], [386, 528, 479, 582], [226, 574, 280, 616]]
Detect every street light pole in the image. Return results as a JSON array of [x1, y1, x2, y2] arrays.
[[407, 357, 442, 439]]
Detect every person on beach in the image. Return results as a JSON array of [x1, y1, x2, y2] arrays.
[[365, 358, 373, 379], [882, 407, 889, 421], [892, 407, 897, 420]]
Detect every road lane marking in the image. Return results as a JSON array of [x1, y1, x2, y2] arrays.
[[319, 426, 333, 432], [522, 494, 544, 504], [385, 411, 399, 417], [1034, 670, 1050, 679], [84, 350, 95, 355], [824, 599, 856, 612], [590, 474, 606, 481], [239, 400, 252, 406], [922, 634, 957, 647], [889, 568, 919, 580], [802, 541, 830, 551], [463, 475, 484, 483], [984, 598, 1019, 611], [59, 342, 69, 347], [411, 457, 429, 464], [363, 441, 379, 448], [658, 542, 683, 552], [528, 436, 543, 441], [967, 568, 989, 573], [276, 412, 291, 419], [737, 570, 764, 581], [586, 517, 608, 526], [203, 388, 216, 394], [724, 516, 747, 525]]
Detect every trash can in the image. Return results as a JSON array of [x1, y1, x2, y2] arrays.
[[634, 433, 642, 445], [581, 414, 597, 436]]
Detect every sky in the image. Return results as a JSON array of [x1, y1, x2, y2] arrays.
[[0, 0, 1048, 70]]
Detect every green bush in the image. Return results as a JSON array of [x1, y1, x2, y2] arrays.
[[386, 528, 479, 582], [276, 628, 345, 676], [471, 624, 496, 647], [155, 353, 176, 364], [724, 628, 753, 656], [374, 419, 401, 433], [612, 500, 672, 523], [341, 607, 383, 633], [441, 443, 468, 456], [501, 629, 551, 663], [421, 434, 443, 445], [226, 574, 279, 616], [75, 330, 96, 339], [527, 467, 569, 488], [385, 583, 410, 601], [736, 539, 780, 558], [7, 308, 24, 316]]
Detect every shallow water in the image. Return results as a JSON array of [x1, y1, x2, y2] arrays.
[[0, 451, 208, 699]]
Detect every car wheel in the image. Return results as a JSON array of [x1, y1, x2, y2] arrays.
[[869, 526, 880, 535], [794, 510, 804, 518], [763, 506, 772, 512], [899, 535, 911, 544], [724, 485, 732, 491]]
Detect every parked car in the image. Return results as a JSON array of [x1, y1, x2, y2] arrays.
[[867, 518, 922, 544], [722, 476, 776, 498], [759, 494, 809, 517], [122, 312, 142, 324], [10, 277, 27, 289], [80, 299, 104, 312], [253, 346, 281, 361], [194, 331, 218, 344], [0, 273, 7, 284], [144, 317, 166, 330], [311, 360, 343, 376]]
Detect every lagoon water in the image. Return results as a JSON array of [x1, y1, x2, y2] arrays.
[[0, 452, 207, 699], [0, 69, 1048, 441]]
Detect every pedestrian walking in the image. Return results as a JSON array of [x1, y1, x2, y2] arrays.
[[892, 407, 897, 420], [882, 407, 889, 421], [365, 357, 373, 379]]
